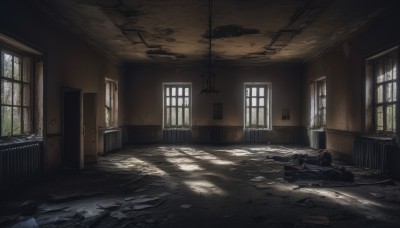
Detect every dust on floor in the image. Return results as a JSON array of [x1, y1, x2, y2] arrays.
[[1, 145, 400, 228]]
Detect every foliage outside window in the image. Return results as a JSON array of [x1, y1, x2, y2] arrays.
[[163, 83, 191, 129], [244, 83, 271, 129], [373, 51, 397, 133], [105, 78, 117, 128], [1, 50, 31, 136]]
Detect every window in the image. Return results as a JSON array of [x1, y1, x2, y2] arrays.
[[105, 78, 117, 128], [244, 83, 271, 129], [163, 83, 191, 129], [371, 49, 397, 133], [1, 50, 31, 136], [310, 78, 326, 128]]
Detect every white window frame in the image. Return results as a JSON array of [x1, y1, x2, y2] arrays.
[[163, 82, 192, 129], [0, 49, 32, 136], [310, 77, 326, 128], [243, 82, 272, 130], [105, 77, 117, 128]]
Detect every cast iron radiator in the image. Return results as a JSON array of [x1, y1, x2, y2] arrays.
[[353, 137, 394, 174], [0, 141, 42, 192], [244, 129, 268, 143], [163, 129, 191, 143], [309, 130, 326, 149], [104, 129, 122, 153]]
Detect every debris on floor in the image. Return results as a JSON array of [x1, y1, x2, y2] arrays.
[[302, 216, 330, 226]]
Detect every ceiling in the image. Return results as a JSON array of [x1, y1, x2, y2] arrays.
[[35, 0, 385, 65]]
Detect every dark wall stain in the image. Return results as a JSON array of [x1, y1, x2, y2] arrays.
[[204, 24, 260, 39], [146, 49, 186, 60]]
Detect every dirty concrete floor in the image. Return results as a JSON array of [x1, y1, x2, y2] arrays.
[[1, 145, 400, 227]]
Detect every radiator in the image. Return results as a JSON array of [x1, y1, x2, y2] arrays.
[[244, 129, 268, 143], [309, 130, 326, 149], [163, 129, 191, 143], [0, 141, 42, 192], [104, 129, 122, 153], [353, 137, 394, 174]]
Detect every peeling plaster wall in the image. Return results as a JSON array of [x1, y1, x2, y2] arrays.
[[123, 64, 304, 144], [303, 2, 400, 164], [0, 0, 121, 172]]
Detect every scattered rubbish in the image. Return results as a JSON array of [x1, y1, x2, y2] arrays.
[[130, 197, 160, 204], [181, 204, 191, 209], [132, 204, 154, 210], [255, 183, 273, 189], [293, 197, 315, 207], [135, 188, 149, 193], [370, 192, 385, 198], [10, 218, 38, 228], [284, 165, 354, 182], [229, 168, 237, 171], [251, 176, 266, 182], [302, 216, 330, 226], [48, 192, 100, 203], [158, 192, 171, 197], [87, 211, 110, 228], [96, 202, 121, 210], [269, 150, 332, 166], [110, 211, 127, 220]]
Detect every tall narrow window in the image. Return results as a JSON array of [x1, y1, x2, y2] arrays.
[[371, 50, 397, 133], [310, 78, 326, 128], [105, 78, 117, 128], [1, 50, 31, 136], [244, 83, 271, 129], [163, 83, 191, 129]]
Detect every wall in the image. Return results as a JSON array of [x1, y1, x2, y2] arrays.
[[0, 0, 121, 172], [303, 0, 400, 165], [123, 64, 304, 144]]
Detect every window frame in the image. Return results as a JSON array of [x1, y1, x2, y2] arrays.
[[310, 77, 326, 128], [367, 48, 398, 134], [243, 82, 272, 130], [162, 82, 192, 129], [105, 77, 117, 128], [0, 48, 32, 137]]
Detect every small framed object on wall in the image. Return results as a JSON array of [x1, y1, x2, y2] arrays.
[[282, 108, 290, 120]]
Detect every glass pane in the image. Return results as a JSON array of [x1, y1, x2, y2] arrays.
[[246, 87, 250, 97], [23, 107, 31, 133], [386, 83, 393, 102], [171, 87, 176, 96], [185, 87, 189, 96], [178, 98, 183, 106], [13, 56, 21, 80], [177, 108, 182, 126], [171, 108, 176, 125], [245, 108, 249, 126], [385, 56, 392, 81], [376, 85, 383, 103], [105, 107, 110, 127], [259, 98, 264, 106], [320, 97, 326, 108], [22, 56, 30, 82], [13, 107, 21, 134], [252, 98, 257, 107], [166, 108, 170, 125], [252, 87, 257, 96], [13, 83, 21, 105], [1, 106, 12, 136], [166, 97, 170, 106], [171, 97, 176, 106], [3, 53, 12, 78], [105, 81, 110, 106], [386, 105, 394, 132], [184, 97, 189, 106], [1, 80, 12, 105], [166, 87, 169, 96], [376, 106, 383, 131], [184, 108, 189, 126], [393, 104, 396, 132], [394, 82, 397, 102], [251, 108, 257, 126], [178, 87, 183, 96], [393, 64, 397, 80], [258, 108, 264, 126], [23, 84, 30, 106], [246, 98, 249, 107], [321, 108, 326, 126], [259, 87, 265, 97], [376, 59, 384, 83]]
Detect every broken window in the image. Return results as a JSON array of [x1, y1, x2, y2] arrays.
[[163, 83, 191, 129], [244, 83, 271, 129], [369, 49, 397, 133], [1, 50, 32, 136], [105, 78, 117, 128], [310, 78, 326, 128]]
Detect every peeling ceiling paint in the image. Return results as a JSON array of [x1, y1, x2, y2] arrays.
[[34, 0, 385, 65]]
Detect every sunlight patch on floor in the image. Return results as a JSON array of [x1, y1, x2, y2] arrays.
[[184, 180, 228, 196]]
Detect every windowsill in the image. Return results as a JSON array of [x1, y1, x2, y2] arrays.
[[0, 134, 43, 146], [163, 128, 191, 130], [245, 128, 272, 131]]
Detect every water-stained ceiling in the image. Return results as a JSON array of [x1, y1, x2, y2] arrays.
[[35, 0, 385, 65]]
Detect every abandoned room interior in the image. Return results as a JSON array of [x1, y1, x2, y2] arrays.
[[1, 0, 400, 227]]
